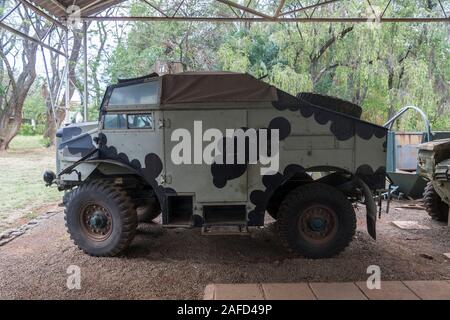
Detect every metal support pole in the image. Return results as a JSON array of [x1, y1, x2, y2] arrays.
[[41, 46, 57, 125], [65, 28, 70, 124], [83, 20, 88, 122], [0, 21, 68, 56]]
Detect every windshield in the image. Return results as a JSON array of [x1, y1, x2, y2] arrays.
[[108, 81, 159, 106]]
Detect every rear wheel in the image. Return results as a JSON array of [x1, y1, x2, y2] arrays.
[[65, 180, 138, 257], [277, 183, 356, 258], [423, 182, 449, 222]]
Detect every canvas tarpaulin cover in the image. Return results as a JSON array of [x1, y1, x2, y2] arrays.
[[160, 72, 278, 104]]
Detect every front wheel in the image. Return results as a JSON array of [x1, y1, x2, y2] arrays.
[[137, 198, 161, 223], [65, 180, 138, 257], [423, 182, 449, 223], [277, 183, 356, 259]]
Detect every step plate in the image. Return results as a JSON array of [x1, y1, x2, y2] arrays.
[[202, 225, 249, 236]]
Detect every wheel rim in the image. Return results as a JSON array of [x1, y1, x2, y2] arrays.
[[298, 204, 338, 245], [79, 203, 113, 242]]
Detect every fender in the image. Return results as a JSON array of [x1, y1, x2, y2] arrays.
[[58, 149, 141, 181], [84, 159, 141, 175], [58, 148, 99, 179], [256, 165, 377, 239], [356, 177, 377, 240]]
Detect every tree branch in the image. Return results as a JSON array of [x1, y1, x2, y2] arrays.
[[311, 26, 354, 63]]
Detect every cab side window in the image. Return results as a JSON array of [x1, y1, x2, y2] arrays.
[[103, 113, 154, 130], [127, 114, 154, 129], [104, 114, 127, 129]]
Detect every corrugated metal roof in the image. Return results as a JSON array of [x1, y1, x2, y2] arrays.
[[29, 0, 125, 18]]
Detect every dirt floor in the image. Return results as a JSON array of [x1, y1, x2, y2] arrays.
[[0, 200, 449, 300]]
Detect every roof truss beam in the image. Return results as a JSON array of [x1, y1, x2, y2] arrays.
[[280, 0, 340, 17], [48, 0, 66, 12], [0, 1, 68, 56], [2, 0, 450, 23], [216, 0, 274, 20], [88, 0, 449, 23], [80, 16, 450, 23], [274, 0, 286, 17], [19, 0, 67, 29]]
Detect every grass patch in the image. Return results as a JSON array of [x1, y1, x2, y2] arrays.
[[9, 135, 50, 150], [0, 136, 60, 231], [24, 210, 40, 221]]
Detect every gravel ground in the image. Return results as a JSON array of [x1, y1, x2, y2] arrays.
[[0, 200, 449, 300]]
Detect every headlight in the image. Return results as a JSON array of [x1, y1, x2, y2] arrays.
[[43, 170, 56, 186]]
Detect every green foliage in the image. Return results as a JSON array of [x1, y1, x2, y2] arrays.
[[18, 79, 47, 136], [39, 137, 51, 148], [0, 84, 6, 97], [103, 7, 449, 131], [19, 123, 45, 136], [22, 78, 46, 123], [106, 2, 230, 82], [216, 23, 449, 130]]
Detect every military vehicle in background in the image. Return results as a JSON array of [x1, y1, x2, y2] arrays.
[[385, 106, 450, 199], [44, 72, 388, 258], [418, 139, 450, 223]]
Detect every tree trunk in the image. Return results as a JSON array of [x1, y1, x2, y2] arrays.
[[0, 113, 23, 151], [309, 26, 354, 91], [0, 39, 38, 150], [42, 84, 66, 144], [43, 28, 84, 146]]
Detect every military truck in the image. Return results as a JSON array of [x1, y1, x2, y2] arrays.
[[418, 139, 450, 223], [44, 72, 387, 258]]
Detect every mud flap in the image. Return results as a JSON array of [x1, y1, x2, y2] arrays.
[[356, 178, 377, 240]]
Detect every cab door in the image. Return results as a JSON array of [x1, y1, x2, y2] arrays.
[[101, 111, 165, 173], [100, 79, 165, 178], [164, 109, 248, 203]]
